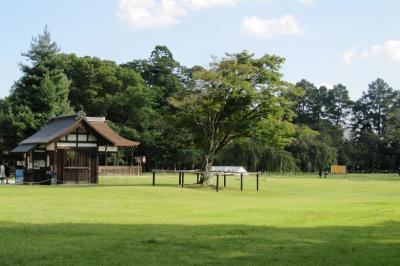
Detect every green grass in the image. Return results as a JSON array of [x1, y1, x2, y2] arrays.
[[0, 173, 399, 265]]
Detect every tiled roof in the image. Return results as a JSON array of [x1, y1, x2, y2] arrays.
[[20, 115, 80, 144], [87, 121, 140, 147], [11, 115, 140, 152]]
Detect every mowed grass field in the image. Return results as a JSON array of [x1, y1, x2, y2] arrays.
[[0, 173, 400, 265]]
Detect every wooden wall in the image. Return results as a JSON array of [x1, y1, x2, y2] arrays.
[[98, 166, 142, 176]]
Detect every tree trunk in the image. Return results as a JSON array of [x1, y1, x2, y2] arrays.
[[199, 154, 214, 185]]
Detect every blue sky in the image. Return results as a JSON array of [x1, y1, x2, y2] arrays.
[[1, 0, 400, 99]]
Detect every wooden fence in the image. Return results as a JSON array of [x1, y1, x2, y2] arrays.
[[99, 166, 142, 176]]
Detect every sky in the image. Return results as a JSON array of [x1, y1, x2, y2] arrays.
[[1, 0, 400, 100]]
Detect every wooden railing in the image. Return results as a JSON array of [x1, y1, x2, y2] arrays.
[[99, 166, 142, 176]]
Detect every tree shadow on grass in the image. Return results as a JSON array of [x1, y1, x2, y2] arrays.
[[0, 222, 399, 266]]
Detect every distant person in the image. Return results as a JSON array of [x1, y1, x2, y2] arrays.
[[318, 169, 322, 178], [47, 167, 57, 185], [324, 170, 329, 178], [0, 163, 4, 184], [5, 163, 10, 184]]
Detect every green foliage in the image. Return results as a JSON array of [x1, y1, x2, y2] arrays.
[[3, 28, 400, 173], [294, 79, 328, 123], [171, 51, 297, 177], [352, 78, 398, 137], [123, 45, 185, 107], [262, 148, 300, 172], [325, 84, 353, 125], [11, 28, 73, 120], [60, 54, 144, 117], [289, 128, 337, 172], [0, 28, 73, 156]]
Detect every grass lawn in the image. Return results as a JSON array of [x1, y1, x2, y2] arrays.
[[0, 173, 399, 265]]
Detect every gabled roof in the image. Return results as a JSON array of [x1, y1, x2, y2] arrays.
[[11, 115, 140, 153], [20, 115, 80, 145], [87, 120, 140, 147]]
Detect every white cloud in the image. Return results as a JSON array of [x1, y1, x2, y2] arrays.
[[118, 0, 239, 29], [297, 0, 314, 5], [242, 15, 302, 38], [372, 40, 400, 63], [188, 0, 239, 9], [342, 41, 400, 64], [342, 48, 357, 64], [118, 0, 186, 29]]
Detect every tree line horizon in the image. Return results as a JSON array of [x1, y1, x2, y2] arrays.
[[1, 28, 399, 177]]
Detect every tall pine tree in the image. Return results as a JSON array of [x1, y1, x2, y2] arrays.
[[10, 27, 73, 135]]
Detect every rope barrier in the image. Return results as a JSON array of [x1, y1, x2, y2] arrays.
[[15, 178, 53, 185], [12, 178, 65, 185]]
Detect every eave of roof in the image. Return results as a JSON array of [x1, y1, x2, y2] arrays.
[[87, 121, 140, 147], [20, 115, 82, 145], [10, 143, 37, 153]]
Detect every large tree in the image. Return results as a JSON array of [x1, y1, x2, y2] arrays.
[[123, 45, 185, 108], [7, 27, 73, 139], [171, 51, 297, 183], [294, 80, 329, 124], [325, 84, 352, 125], [352, 78, 397, 136], [384, 107, 400, 168]]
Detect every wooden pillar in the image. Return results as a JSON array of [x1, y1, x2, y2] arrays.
[[196, 173, 199, 184], [216, 174, 219, 192], [105, 146, 108, 166], [179, 172, 182, 185], [116, 150, 119, 166], [256, 172, 259, 191], [181, 172, 185, 187], [240, 173, 243, 191], [31, 151, 34, 182], [95, 149, 99, 184], [131, 148, 134, 166], [54, 142, 58, 183], [24, 153, 28, 183], [224, 175, 226, 187], [152, 171, 155, 186]]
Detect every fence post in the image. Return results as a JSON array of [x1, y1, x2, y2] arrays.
[[240, 173, 243, 191], [224, 175, 226, 187], [152, 171, 155, 186], [196, 173, 199, 184], [181, 172, 184, 187], [256, 172, 259, 191], [179, 172, 181, 185], [216, 174, 219, 192]]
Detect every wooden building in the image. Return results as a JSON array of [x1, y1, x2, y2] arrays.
[[11, 115, 140, 184]]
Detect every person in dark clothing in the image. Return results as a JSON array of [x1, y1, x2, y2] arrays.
[[4, 163, 10, 184], [324, 169, 328, 178], [47, 166, 57, 185], [318, 169, 322, 178]]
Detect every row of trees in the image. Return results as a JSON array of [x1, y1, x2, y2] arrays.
[[1, 28, 400, 178]]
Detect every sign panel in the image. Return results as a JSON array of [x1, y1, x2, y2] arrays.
[[15, 169, 24, 184], [331, 165, 347, 174]]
